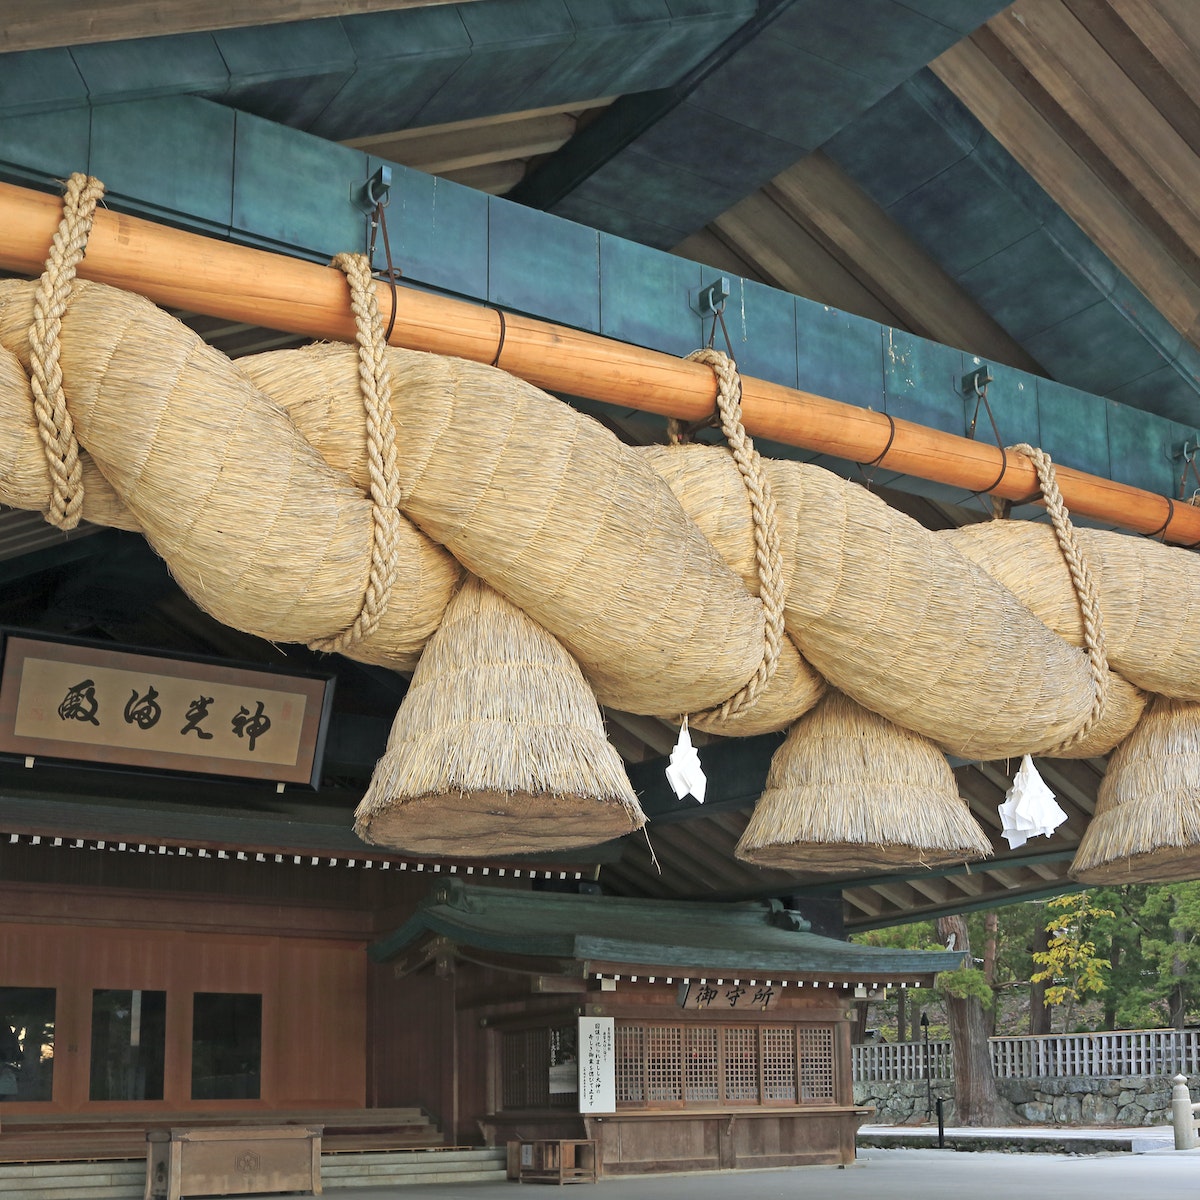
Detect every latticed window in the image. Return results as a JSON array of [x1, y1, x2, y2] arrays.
[[684, 1026, 719, 1102], [798, 1026, 835, 1100], [762, 1026, 797, 1102], [615, 1024, 645, 1103], [645, 1025, 683, 1102], [613, 1021, 836, 1109], [723, 1027, 759, 1103]]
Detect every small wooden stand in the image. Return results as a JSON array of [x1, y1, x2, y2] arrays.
[[145, 1126, 322, 1200], [511, 1138, 598, 1185]]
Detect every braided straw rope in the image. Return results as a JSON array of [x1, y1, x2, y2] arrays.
[[30, 172, 105, 531], [309, 252, 403, 652], [1008, 443, 1109, 752], [685, 347, 786, 721]]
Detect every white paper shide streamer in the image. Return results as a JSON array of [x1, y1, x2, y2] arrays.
[[666, 717, 707, 804], [998, 754, 1068, 849]]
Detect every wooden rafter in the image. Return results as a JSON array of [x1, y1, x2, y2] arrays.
[[0, 0, 477, 54]]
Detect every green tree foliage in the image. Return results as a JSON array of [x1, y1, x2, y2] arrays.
[[936, 966, 994, 1006], [853, 882, 1200, 1040], [1030, 892, 1113, 1029]]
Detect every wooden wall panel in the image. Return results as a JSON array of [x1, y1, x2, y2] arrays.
[[369, 963, 453, 1123], [0, 917, 366, 1112]]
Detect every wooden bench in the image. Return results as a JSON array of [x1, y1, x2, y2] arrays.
[[145, 1125, 322, 1200]]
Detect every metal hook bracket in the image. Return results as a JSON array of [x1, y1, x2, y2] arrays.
[[691, 276, 730, 318], [961, 365, 993, 400], [355, 165, 392, 214]]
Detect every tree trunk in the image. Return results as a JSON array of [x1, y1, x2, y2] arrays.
[[938, 913, 1001, 1126], [1170, 905, 1187, 1031], [897, 982, 908, 1044], [1030, 919, 1051, 1035], [982, 910, 999, 1039], [1103, 944, 1121, 1029]]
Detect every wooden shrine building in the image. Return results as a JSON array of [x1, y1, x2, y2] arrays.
[[2, 0, 1200, 1187], [369, 880, 964, 1175]]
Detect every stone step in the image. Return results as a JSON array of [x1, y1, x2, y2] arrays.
[[324, 1147, 506, 1170], [0, 1146, 509, 1199], [326, 1168, 510, 1187]]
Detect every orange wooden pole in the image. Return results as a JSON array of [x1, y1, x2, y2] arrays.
[[0, 179, 1194, 546]]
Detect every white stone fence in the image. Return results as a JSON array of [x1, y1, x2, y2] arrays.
[[854, 1029, 1200, 1083]]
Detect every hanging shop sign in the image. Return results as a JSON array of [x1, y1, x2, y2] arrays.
[[0, 631, 334, 786]]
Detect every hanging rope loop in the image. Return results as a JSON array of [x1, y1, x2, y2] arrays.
[[684, 347, 786, 722], [30, 172, 105, 531], [1008, 442, 1109, 751], [310, 252, 403, 653]]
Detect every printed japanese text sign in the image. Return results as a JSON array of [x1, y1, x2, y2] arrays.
[[577, 1016, 615, 1115], [0, 632, 334, 786], [679, 980, 778, 1010]]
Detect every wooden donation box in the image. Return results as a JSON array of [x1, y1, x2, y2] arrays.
[[145, 1126, 323, 1200], [510, 1138, 598, 1185]]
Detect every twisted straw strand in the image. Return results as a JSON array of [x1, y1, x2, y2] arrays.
[[1008, 442, 1109, 751], [687, 347, 786, 721], [310, 253, 403, 652], [30, 172, 105, 531]]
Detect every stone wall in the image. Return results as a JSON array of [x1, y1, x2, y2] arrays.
[[854, 1074, 1196, 1126]]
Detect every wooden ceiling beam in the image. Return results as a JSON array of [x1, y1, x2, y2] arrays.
[[439, 162, 528, 196], [932, 32, 1200, 345], [979, 1, 1200, 279], [349, 109, 591, 176], [708, 192, 902, 328], [0, 1, 475, 54], [766, 154, 1045, 374], [1063, 0, 1200, 157]]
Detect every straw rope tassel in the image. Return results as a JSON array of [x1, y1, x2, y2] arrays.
[[734, 689, 993, 872], [685, 348, 786, 723], [1071, 694, 1200, 884], [310, 252, 404, 653], [1007, 443, 1109, 753], [29, 173, 105, 531], [354, 573, 646, 855]]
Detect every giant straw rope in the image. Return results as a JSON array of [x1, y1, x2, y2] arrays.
[[3, 175, 1200, 870]]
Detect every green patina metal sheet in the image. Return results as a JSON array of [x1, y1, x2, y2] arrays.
[[489, 197, 600, 331], [90, 97, 236, 234], [372, 162, 489, 301], [797, 298, 885, 413], [369, 879, 967, 976], [882, 326, 966, 436], [599, 234, 706, 358], [232, 113, 366, 261], [0, 49, 89, 116], [724, 278, 799, 391], [0, 107, 90, 188], [1105, 399, 1195, 500], [70, 33, 230, 103], [1036, 377, 1112, 481], [215, 20, 357, 131]]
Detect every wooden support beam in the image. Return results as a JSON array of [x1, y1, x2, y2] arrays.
[[766, 153, 1045, 374], [347, 104, 609, 176], [0, 1, 478, 54], [933, 30, 1200, 346], [1, 179, 1196, 543]]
